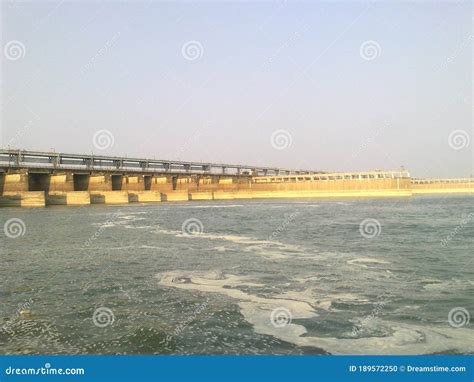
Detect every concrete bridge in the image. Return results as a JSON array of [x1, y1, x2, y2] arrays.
[[0, 149, 316, 176], [0, 149, 471, 207]]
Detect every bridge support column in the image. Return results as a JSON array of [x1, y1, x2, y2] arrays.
[[88, 175, 112, 191], [122, 175, 145, 191], [150, 176, 173, 192], [48, 173, 74, 192], [2, 172, 29, 192]]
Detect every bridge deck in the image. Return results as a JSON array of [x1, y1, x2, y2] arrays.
[[0, 149, 317, 176]]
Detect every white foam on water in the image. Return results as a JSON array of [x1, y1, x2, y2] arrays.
[[211, 246, 229, 252], [158, 271, 317, 319], [275, 289, 336, 311], [347, 258, 391, 268], [123, 225, 154, 230], [153, 229, 311, 260], [269, 203, 320, 209], [173, 204, 245, 209], [140, 245, 164, 249], [158, 271, 474, 355], [92, 223, 117, 228], [420, 278, 473, 291]]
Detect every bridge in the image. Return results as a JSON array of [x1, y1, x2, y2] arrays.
[[0, 149, 317, 176], [0, 149, 470, 208]]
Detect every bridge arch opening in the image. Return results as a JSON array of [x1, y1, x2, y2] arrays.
[[73, 174, 89, 191], [144, 176, 152, 191], [28, 173, 50, 192], [112, 175, 123, 190]]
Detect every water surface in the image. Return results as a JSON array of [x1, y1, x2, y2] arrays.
[[1, 195, 473, 355]]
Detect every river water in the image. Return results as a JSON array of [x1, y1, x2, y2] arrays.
[[1, 195, 472, 354]]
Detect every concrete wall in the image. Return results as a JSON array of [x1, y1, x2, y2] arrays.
[[2, 173, 29, 192], [189, 192, 213, 201], [89, 175, 112, 191], [121, 175, 146, 191], [160, 191, 189, 202], [412, 181, 473, 194], [75, 174, 113, 191], [46, 191, 90, 205], [150, 176, 174, 192], [28, 173, 75, 192], [0, 191, 45, 207], [128, 191, 162, 203], [90, 191, 129, 204], [2, 169, 472, 208]]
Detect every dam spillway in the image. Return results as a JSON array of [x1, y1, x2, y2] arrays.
[[0, 149, 472, 207]]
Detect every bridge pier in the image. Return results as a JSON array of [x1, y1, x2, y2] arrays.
[[120, 175, 143, 191], [88, 174, 112, 191], [27, 172, 75, 192], [2, 172, 29, 192]]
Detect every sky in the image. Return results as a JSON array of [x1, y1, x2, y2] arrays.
[[1, 0, 472, 177]]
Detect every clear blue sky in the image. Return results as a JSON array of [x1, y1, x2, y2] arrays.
[[1, 1, 472, 177]]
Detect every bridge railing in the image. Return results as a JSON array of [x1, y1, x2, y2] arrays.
[[412, 178, 474, 184], [0, 149, 315, 176], [253, 170, 411, 183]]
